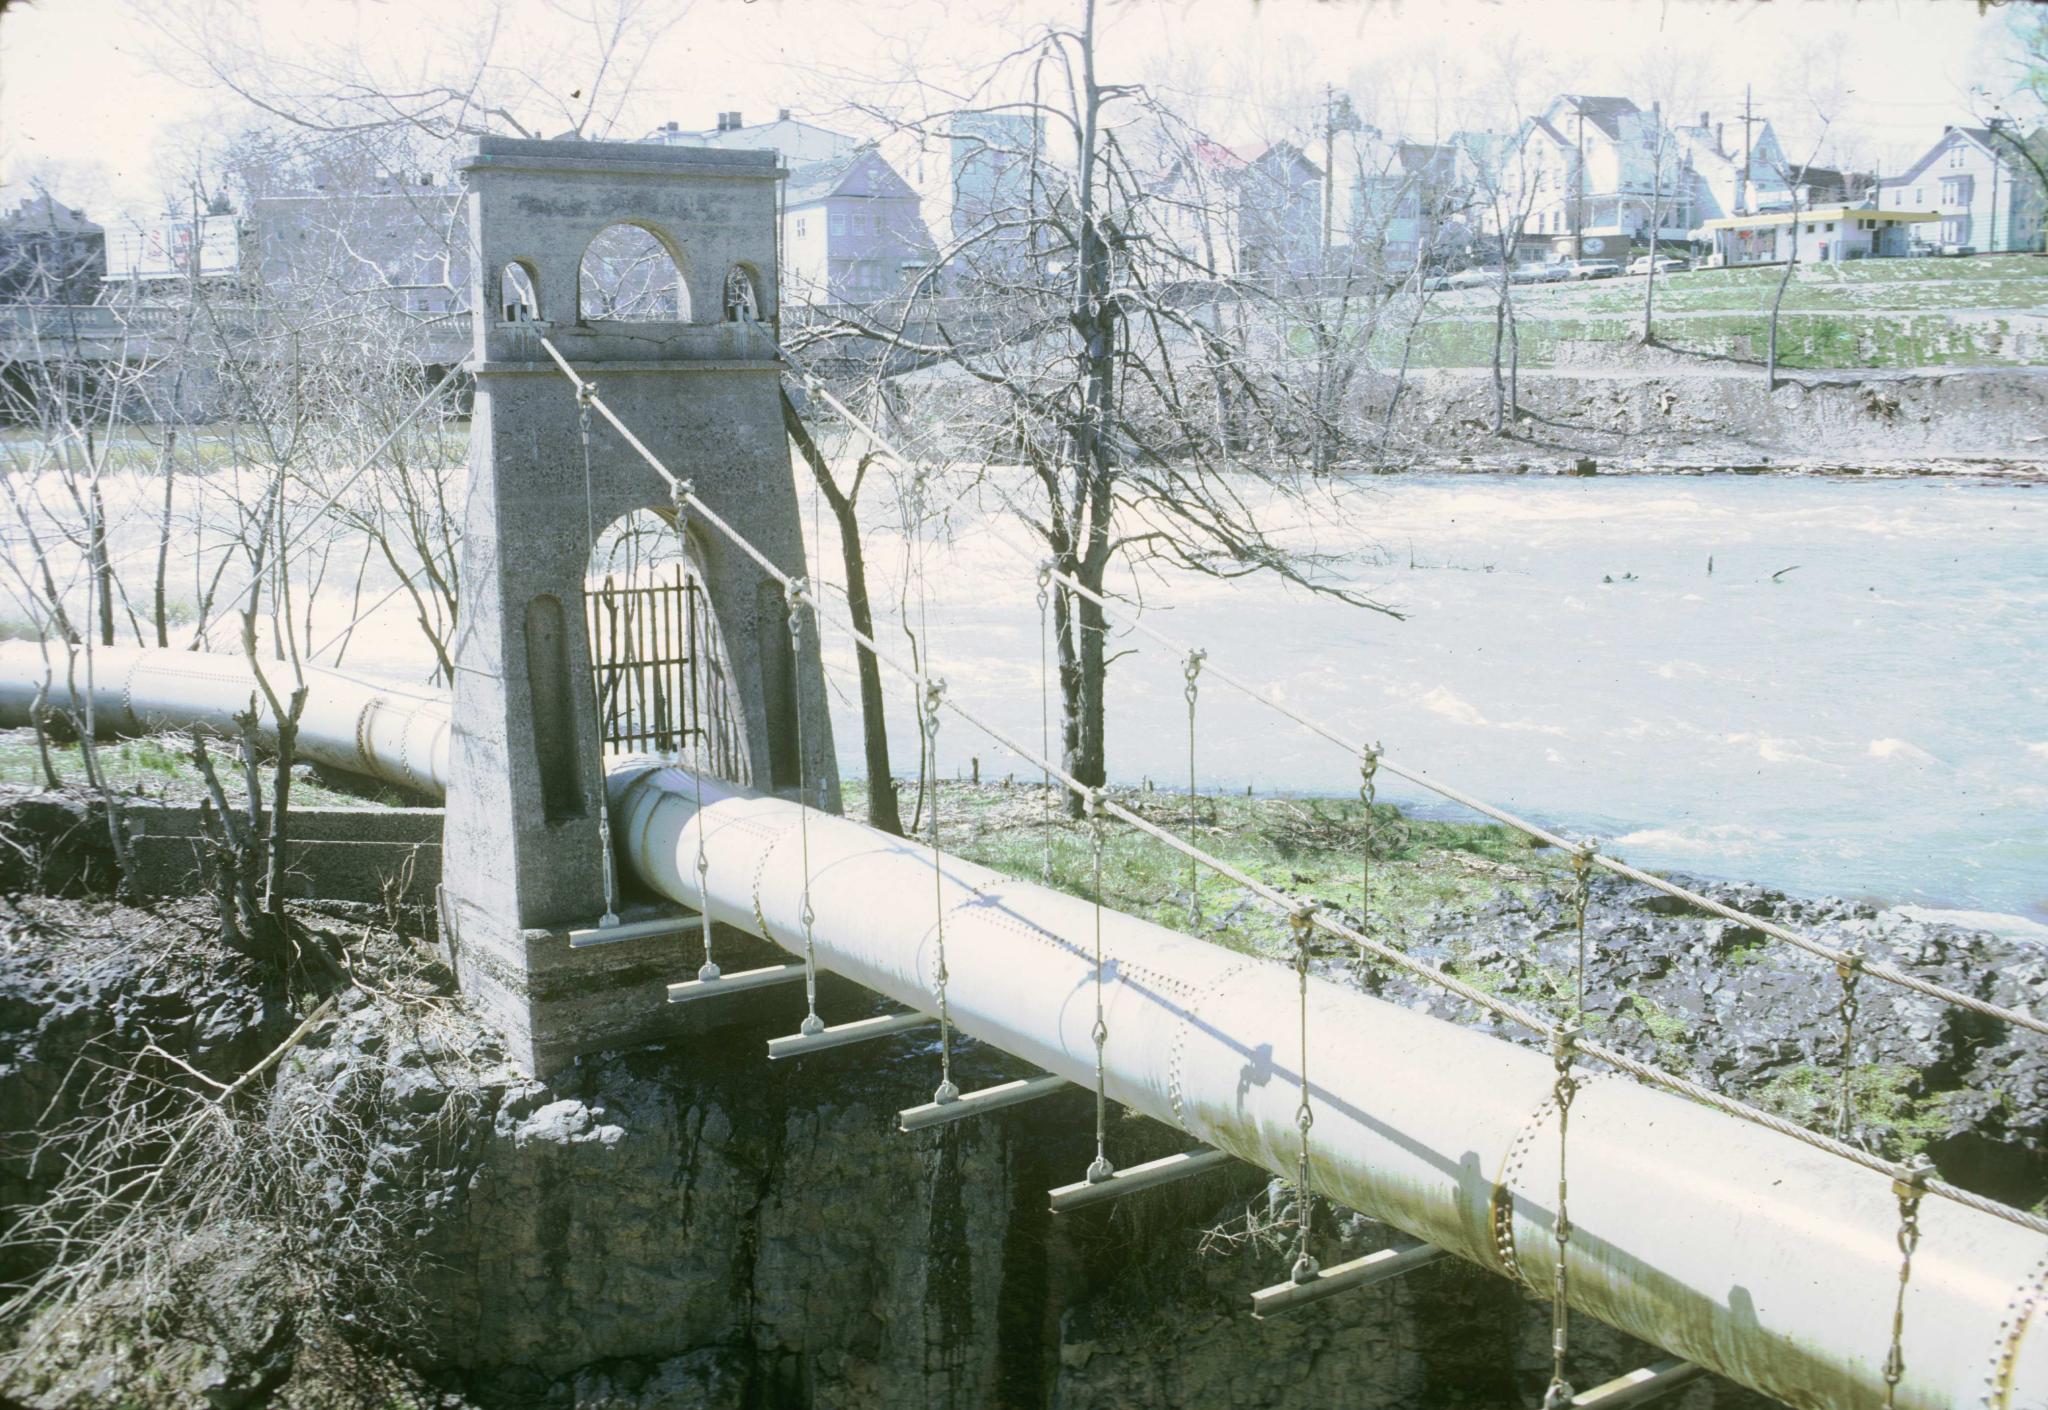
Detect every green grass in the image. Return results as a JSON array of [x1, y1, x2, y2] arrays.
[[0, 727, 418, 808], [1382, 307, 2041, 371], [848, 778, 1563, 964], [1387, 253, 2048, 370], [1746, 1061, 1962, 1159]]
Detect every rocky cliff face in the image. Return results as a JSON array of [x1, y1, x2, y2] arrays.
[[4, 858, 2039, 1408], [348, 983, 1763, 1410]]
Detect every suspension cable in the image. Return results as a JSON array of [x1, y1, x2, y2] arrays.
[[1883, 1156, 1932, 1410], [765, 349, 2046, 1042], [578, 381, 621, 928], [1289, 906, 1319, 1284], [1543, 1024, 1582, 1409], [1038, 561, 1055, 883], [1183, 646, 1205, 926], [1833, 948, 1864, 1143], [1358, 742, 1381, 952], [1545, 849, 1595, 1408], [670, 477, 717, 983], [1087, 790, 1114, 1183], [788, 575, 823, 1036], [537, 335, 2048, 1240], [924, 674, 959, 1104]]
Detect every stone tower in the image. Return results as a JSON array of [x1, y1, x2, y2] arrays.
[[441, 136, 837, 1075]]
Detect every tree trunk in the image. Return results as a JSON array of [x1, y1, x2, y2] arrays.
[[1489, 282, 1508, 436], [1053, 573, 1082, 789], [1507, 297, 1520, 427], [780, 388, 903, 835], [89, 480, 114, 646], [1063, 0, 1115, 815], [1766, 208, 1800, 392], [1642, 201, 1661, 344], [154, 428, 178, 647]]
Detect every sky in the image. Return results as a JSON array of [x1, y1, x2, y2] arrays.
[[0, 0, 2029, 226]]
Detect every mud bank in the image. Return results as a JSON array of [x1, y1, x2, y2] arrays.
[[1363, 365, 2048, 473]]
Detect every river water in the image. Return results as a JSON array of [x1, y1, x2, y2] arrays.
[[820, 472, 2048, 929], [42, 462, 2042, 928]]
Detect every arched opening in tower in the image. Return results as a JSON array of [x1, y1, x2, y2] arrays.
[[584, 507, 749, 785]]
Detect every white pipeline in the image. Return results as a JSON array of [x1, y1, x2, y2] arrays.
[[2, 643, 2041, 1410], [0, 643, 452, 799]]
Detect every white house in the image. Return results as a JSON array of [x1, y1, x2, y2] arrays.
[[889, 111, 1046, 283], [780, 149, 935, 307], [1511, 95, 1695, 259], [642, 113, 941, 307], [1671, 110, 1791, 222], [1877, 125, 2045, 253], [1698, 205, 1936, 265], [1327, 128, 1469, 271]]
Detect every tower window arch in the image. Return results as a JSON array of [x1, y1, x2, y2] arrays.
[[500, 260, 540, 322], [723, 264, 761, 322], [579, 223, 689, 321]]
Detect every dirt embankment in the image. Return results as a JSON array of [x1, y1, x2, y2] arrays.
[[1363, 365, 2048, 474]]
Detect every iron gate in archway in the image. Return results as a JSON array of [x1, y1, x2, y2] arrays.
[[585, 564, 749, 783]]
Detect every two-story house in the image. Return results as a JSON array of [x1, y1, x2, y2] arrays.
[[0, 194, 106, 303], [781, 149, 936, 307], [891, 111, 1046, 286], [1155, 137, 1334, 281], [1235, 141, 1326, 278], [1878, 125, 2045, 253], [1327, 128, 1469, 272], [1514, 95, 1694, 260], [1672, 110, 1791, 223], [1149, 136, 1246, 281]]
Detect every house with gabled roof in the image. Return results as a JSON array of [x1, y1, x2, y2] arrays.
[[1324, 128, 1471, 272], [1877, 124, 2045, 254], [781, 149, 936, 308], [1510, 95, 1694, 259], [1671, 110, 1791, 223], [1149, 134, 1247, 280]]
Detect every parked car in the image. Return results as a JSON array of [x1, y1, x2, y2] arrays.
[[1511, 262, 1569, 284], [1566, 259, 1621, 280], [1939, 242, 1977, 257], [1446, 266, 1498, 289], [1627, 255, 1689, 276]]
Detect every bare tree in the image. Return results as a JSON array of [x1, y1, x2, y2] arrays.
[[782, 388, 904, 835], [1765, 126, 1832, 393], [1464, 127, 1548, 436], [813, 0, 1398, 809]]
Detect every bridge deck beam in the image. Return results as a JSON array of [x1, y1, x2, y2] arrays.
[[767, 1010, 933, 1060], [1570, 1359, 1704, 1408], [666, 962, 809, 1003], [1049, 1148, 1235, 1213], [1249, 1240, 1447, 1319], [897, 1075, 1073, 1132]]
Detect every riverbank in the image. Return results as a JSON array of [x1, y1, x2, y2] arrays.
[[1360, 364, 2048, 474], [899, 778, 2046, 1206]]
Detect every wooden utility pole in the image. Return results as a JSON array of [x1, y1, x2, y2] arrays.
[[1323, 83, 1337, 277], [1573, 100, 1586, 262], [1740, 85, 1755, 213]]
